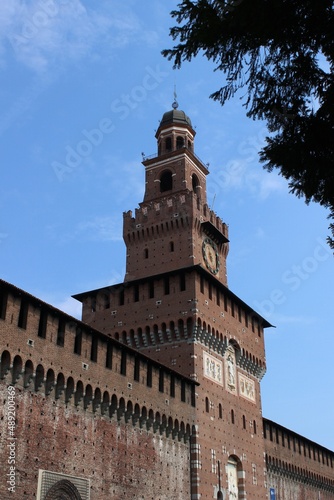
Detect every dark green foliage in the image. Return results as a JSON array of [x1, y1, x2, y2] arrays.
[[163, 0, 334, 248]]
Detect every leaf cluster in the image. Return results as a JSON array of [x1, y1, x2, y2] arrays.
[[163, 0, 334, 248]]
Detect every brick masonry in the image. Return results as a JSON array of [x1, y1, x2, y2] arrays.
[[1, 105, 334, 499]]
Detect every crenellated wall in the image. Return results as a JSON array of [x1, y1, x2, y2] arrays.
[[0, 279, 196, 499], [264, 419, 334, 499], [122, 189, 228, 283], [77, 267, 267, 379], [0, 383, 192, 499], [1, 278, 334, 499]]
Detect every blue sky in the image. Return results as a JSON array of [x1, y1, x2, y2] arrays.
[[1, 0, 333, 450]]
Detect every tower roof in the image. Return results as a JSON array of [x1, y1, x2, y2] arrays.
[[158, 94, 193, 129], [159, 108, 192, 128]]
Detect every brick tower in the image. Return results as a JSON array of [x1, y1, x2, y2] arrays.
[[74, 100, 272, 498]]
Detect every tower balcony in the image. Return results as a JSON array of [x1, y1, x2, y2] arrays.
[[142, 146, 209, 175]]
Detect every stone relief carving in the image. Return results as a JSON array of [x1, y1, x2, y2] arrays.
[[225, 346, 237, 394], [239, 374, 256, 403], [203, 352, 223, 385], [227, 458, 239, 499]]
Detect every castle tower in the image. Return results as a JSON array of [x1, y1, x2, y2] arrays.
[[123, 99, 229, 285], [74, 103, 272, 499]]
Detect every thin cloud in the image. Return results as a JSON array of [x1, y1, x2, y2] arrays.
[[270, 313, 316, 326], [75, 216, 122, 242], [103, 157, 144, 203], [1, 1, 159, 73], [46, 215, 122, 244], [53, 296, 82, 319], [209, 161, 286, 201]]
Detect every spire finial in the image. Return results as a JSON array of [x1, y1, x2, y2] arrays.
[[172, 85, 178, 109]]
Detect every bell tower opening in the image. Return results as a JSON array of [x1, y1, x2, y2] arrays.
[[176, 136, 184, 149], [165, 137, 172, 152]]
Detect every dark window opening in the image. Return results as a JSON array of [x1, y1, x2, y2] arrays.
[[231, 409, 235, 424], [191, 385, 196, 407], [144, 248, 149, 259], [74, 328, 82, 355], [38, 309, 48, 338], [102, 293, 110, 309], [170, 375, 175, 398], [176, 136, 184, 149], [106, 342, 113, 369], [192, 174, 200, 193], [180, 273, 186, 292], [57, 319, 66, 347], [91, 335, 98, 362], [164, 276, 170, 295], [0, 291, 8, 320], [243, 415, 246, 429], [149, 281, 154, 299], [18, 299, 29, 329], [219, 404, 223, 419], [159, 369, 164, 393], [134, 357, 140, 382], [165, 137, 172, 151], [146, 363, 152, 387], [120, 350, 127, 376], [91, 297, 96, 312], [205, 397, 210, 413], [169, 241, 174, 252], [181, 380, 186, 402], [119, 289, 124, 306], [160, 170, 173, 192]]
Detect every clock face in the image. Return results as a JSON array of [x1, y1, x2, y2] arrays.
[[202, 237, 220, 274]]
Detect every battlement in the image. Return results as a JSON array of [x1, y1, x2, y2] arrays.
[[123, 190, 228, 243], [0, 279, 196, 438], [264, 419, 334, 493]]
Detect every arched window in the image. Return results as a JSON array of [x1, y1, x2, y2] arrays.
[[165, 137, 172, 151], [192, 174, 200, 194], [176, 136, 184, 149], [160, 170, 173, 192]]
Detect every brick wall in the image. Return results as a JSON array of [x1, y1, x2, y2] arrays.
[[264, 419, 334, 499], [0, 384, 191, 499]]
